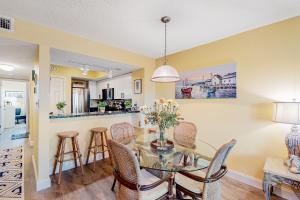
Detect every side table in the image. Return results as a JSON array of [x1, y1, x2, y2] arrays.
[[263, 157, 300, 200]]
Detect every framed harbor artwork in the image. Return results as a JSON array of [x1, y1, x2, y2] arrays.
[[175, 63, 236, 99]]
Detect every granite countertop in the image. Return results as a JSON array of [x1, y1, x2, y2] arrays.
[[49, 110, 140, 119]]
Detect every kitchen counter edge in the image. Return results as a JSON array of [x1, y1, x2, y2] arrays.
[[49, 110, 140, 119]]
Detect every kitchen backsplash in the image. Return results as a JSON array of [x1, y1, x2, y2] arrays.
[[91, 99, 132, 111]]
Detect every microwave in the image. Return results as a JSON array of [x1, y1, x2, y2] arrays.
[[102, 88, 114, 100]]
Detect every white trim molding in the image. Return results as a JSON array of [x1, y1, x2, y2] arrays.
[[29, 137, 34, 147], [227, 169, 299, 200], [49, 151, 109, 175], [32, 155, 51, 191]]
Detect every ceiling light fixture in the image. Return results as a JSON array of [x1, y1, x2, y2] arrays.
[[151, 16, 180, 83], [80, 65, 90, 75], [0, 64, 15, 71], [107, 69, 113, 79]]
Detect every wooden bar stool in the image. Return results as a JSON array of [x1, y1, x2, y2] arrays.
[[52, 131, 84, 185], [86, 127, 112, 171]]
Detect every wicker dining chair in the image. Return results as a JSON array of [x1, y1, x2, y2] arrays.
[[175, 139, 237, 200], [107, 139, 172, 200], [110, 122, 136, 191], [110, 122, 136, 145], [148, 121, 198, 179], [174, 121, 197, 148]]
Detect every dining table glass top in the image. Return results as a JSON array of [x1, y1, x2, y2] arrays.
[[129, 138, 217, 173]]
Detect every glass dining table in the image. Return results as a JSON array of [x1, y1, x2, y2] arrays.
[[128, 137, 217, 198]]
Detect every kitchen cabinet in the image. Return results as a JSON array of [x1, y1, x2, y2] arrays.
[[89, 81, 97, 99], [96, 74, 132, 99]]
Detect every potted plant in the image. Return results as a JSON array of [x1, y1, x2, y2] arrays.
[[141, 98, 182, 147], [56, 101, 66, 115], [98, 101, 107, 113], [124, 100, 132, 111]]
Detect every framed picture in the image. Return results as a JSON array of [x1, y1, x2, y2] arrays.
[[175, 63, 237, 99], [5, 91, 25, 99], [32, 69, 37, 85], [134, 79, 142, 94]]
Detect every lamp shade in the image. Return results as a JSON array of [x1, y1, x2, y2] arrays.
[[273, 102, 300, 125], [151, 65, 180, 82]]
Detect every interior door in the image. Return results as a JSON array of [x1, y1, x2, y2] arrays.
[[50, 76, 65, 114]]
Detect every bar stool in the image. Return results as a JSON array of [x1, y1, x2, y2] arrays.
[[52, 131, 84, 185], [86, 127, 112, 171]]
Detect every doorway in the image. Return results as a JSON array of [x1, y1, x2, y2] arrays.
[[0, 80, 28, 148]]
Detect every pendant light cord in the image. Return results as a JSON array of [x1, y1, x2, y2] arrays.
[[164, 21, 167, 65]]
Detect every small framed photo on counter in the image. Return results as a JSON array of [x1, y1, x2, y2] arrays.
[[134, 79, 142, 94]]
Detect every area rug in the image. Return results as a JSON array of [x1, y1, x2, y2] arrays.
[[11, 133, 29, 140], [0, 147, 24, 200]]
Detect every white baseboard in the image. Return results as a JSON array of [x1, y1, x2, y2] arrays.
[[226, 170, 262, 189], [227, 169, 300, 200], [49, 152, 109, 175], [31, 155, 38, 184], [32, 155, 51, 191], [36, 178, 51, 192]]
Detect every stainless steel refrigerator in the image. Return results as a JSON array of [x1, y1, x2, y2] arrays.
[[72, 81, 89, 113]]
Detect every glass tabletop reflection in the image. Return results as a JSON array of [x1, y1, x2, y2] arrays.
[[129, 139, 217, 172]]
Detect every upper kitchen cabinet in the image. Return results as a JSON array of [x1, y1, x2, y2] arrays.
[[96, 74, 132, 99], [89, 81, 98, 99]]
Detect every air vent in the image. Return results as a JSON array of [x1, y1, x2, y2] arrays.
[[0, 15, 14, 32]]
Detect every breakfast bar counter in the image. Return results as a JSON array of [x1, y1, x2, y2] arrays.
[[48, 110, 143, 175], [49, 110, 140, 119]]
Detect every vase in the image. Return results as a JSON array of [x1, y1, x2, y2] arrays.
[[58, 109, 64, 116], [158, 127, 166, 146], [98, 107, 105, 113]]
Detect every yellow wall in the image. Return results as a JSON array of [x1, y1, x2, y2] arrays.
[[132, 69, 145, 106], [156, 16, 300, 179], [51, 65, 106, 79], [50, 65, 106, 113], [29, 48, 39, 175], [0, 17, 155, 190]]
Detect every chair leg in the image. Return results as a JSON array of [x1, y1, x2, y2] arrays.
[[71, 138, 78, 168], [93, 134, 97, 172], [57, 139, 66, 185], [111, 177, 116, 192], [100, 132, 105, 160], [103, 131, 112, 165], [86, 132, 94, 165], [53, 138, 62, 175], [74, 137, 84, 176], [176, 188, 184, 200]]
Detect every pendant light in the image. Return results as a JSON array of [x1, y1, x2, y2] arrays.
[[151, 16, 180, 82]]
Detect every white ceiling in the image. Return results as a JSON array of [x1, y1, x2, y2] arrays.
[[0, 38, 37, 80], [51, 48, 141, 79], [1, 0, 300, 58]]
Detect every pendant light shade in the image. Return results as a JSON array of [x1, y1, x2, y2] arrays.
[[152, 64, 180, 82], [151, 16, 180, 83]]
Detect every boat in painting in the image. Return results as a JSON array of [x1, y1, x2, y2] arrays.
[[181, 79, 192, 98]]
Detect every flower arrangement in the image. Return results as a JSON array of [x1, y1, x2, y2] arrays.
[[141, 98, 182, 145]]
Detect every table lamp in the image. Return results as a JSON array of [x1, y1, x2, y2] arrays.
[[273, 102, 300, 158]]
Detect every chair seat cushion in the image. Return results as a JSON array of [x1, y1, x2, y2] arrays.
[[175, 170, 205, 194], [140, 169, 168, 200]]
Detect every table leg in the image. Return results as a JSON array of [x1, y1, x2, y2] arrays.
[[263, 173, 272, 200], [168, 172, 175, 199], [264, 184, 272, 200]]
